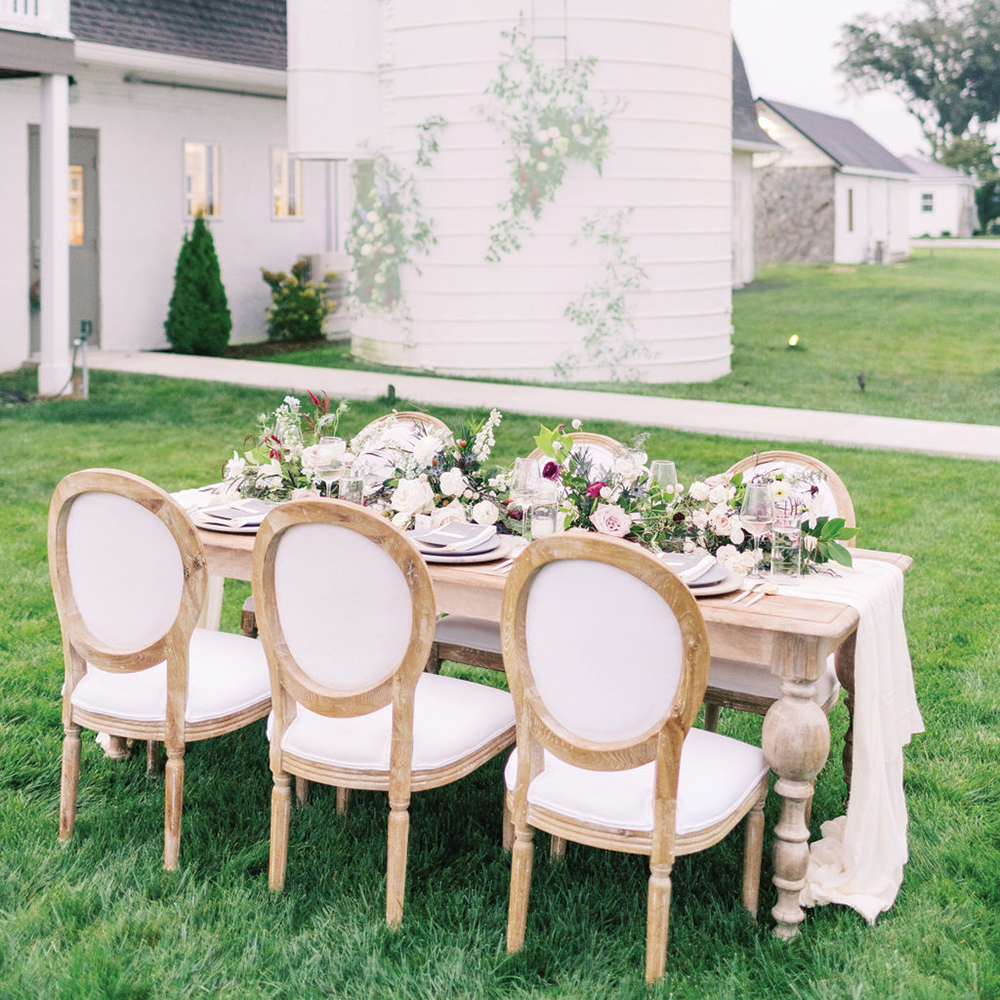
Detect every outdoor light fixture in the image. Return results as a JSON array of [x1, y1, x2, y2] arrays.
[[788, 334, 800, 347]]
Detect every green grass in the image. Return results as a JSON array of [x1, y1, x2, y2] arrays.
[[260, 249, 1000, 426], [1, 370, 998, 998]]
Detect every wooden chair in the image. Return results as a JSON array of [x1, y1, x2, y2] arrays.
[[427, 432, 630, 676], [704, 451, 857, 785], [49, 469, 271, 870], [501, 532, 769, 983], [252, 499, 516, 926]]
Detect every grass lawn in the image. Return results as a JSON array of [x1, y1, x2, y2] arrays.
[[1, 370, 998, 999], [257, 249, 1000, 426]]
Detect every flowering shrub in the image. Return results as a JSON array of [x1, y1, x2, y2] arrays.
[[260, 259, 337, 342], [346, 151, 434, 315], [483, 21, 620, 261]]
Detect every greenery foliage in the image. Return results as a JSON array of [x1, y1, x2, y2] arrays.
[[415, 114, 448, 169], [260, 259, 337, 342], [555, 210, 648, 382], [838, 0, 1000, 167], [164, 216, 232, 356], [483, 21, 620, 261], [346, 150, 435, 316]]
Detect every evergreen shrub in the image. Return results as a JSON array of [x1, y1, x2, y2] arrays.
[[164, 216, 232, 356]]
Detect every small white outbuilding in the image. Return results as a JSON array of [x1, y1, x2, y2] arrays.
[[898, 155, 978, 238], [754, 99, 912, 265]]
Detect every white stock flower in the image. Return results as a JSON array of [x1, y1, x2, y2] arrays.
[[390, 478, 434, 517], [439, 467, 466, 497], [691, 509, 709, 530], [689, 481, 710, 502], [283, 395, 300, 408], [471, 499, 499, 525]]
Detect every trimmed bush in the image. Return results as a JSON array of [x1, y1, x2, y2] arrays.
[[261, 259, 337, 342], [165, 216, 232, 356]]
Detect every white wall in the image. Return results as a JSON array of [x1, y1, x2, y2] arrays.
[[341, 0, 735, 383], [908, 179, 976, 238], [833, 172, 909, 264], [732, 150, 755, 285], [0, 58, 331, 370]]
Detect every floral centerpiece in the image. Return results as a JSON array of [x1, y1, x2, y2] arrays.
[[222, 393, 349, 501]]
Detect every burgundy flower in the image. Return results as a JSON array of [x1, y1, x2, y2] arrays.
[[542, 461, 560, 481], [509, 507, 524, 521], [586, 481, 608, 498]]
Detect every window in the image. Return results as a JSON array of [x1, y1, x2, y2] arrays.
[[184, 142, 221, 217], [271, 148, 303, 218], [68, 165, 84, 245], [921, 192, 934, 212], [847, 188, 854, 233]]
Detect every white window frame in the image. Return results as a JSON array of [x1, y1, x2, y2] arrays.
[[183, 140, 221, 219], [270, 147, 304, 220], [921, 192, 934, 213]]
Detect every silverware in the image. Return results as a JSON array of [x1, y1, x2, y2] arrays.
[[730, 581, 764, 604], [743, 590, 767, 608], [490, 558, 514, 574]]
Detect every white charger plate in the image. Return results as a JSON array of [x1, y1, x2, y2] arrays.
[[420, 535, 519, 564]]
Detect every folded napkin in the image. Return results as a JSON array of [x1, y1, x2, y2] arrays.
[[171, 486, 226, 512], [779, 558, 923, 922], [660, 552, 718, 585]]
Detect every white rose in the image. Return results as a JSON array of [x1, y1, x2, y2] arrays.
[[590, 504, 631, 538], [301, 440, 346, 472], [692, 509, 709, 530], [690, 481, 710, 502], [536, 161, 549, 172], [730, 525, 745, 545], [542, 145, 555, 158], [360, 244, 373, 256], [372, 222, 384, 236], [431, 501, 467, 528], [413, 434, 444, 467], [709, 506, 732, 534], [391, 511, 412, 530], [683, 539, 697, 553], [708, 484, 728, 506], [439, 467, 466, 497], [547, 125, 561, 139], [571, 122, 583, 137], [390, 478, 435, 517], [534, 129, 550, 144], [599, 486, 612, 500], [471, 499, 499, 525], [384, 244, 396, 255]]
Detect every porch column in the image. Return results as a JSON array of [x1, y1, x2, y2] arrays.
[[38, 72, 71, 396]]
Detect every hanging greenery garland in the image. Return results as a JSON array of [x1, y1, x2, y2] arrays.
[[482, 21, 621, 262]]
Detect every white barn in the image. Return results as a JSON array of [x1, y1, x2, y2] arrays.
[[899, 155, 978, 238], [0, 0, 336, 387], [754, 99, 912, 265]]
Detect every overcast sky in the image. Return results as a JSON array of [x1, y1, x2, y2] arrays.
[[731, 0, 928, 158]]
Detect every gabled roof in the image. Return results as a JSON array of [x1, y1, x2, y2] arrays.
[[760, 98, 912, 175], [732, 41, 781, 151], [70, 0, 286, 71], [899, 155, 978, 184]]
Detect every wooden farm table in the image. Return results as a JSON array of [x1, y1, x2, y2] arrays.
[[198, 528, 911, 939]]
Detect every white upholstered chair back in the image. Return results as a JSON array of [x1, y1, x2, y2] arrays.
[[252, 500, 436, 719], [48, 469, 207, 674], [729, 450, 855, 541], [502, 532, 709, 768]]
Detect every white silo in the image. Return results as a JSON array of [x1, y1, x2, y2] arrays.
[[288, 0, 733, 383]]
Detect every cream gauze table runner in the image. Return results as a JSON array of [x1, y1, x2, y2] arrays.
[[781, 557, 924, 922]]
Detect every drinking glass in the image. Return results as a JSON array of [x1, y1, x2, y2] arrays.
[[316, 436, 346, 498], [648, 460, 678, 495], [528, 495, 558, 541], [510, 457, 543, 533], [740, 484, 773, 579], [339, 475, 365, 505], [771, 503, 803, 583]]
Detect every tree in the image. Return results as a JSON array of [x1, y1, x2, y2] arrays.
[[164, 215, 232, 356], [838, 0, 1000, 161]]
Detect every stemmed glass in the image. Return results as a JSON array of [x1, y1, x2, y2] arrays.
[[740, 484, 773, 578], [648, 460, 678, 495], [510, 458, 542, 531]]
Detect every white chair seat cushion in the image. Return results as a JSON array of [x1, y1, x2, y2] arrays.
[[71, 628, 270, 724], [504, 728, 768, 835], [708, 653, 839, 707], [279, 672, 515, 772], [433, 615, 503, 655]]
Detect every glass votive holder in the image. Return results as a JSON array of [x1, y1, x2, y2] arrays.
[[339, 476, 365, 505], [528, 497, 558, 541], [770, 507, 802, 583]]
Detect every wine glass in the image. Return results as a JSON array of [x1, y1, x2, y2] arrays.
[[648, 460, 678, 496], [739, 484, 773, 578], [510, 457, 542, 532]]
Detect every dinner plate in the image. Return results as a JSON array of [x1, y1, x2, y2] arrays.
[[687, 562, 729, 588], [190, 513, 262, 535], [420, 535, 519, 564], [691, 571, 744, 598]]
